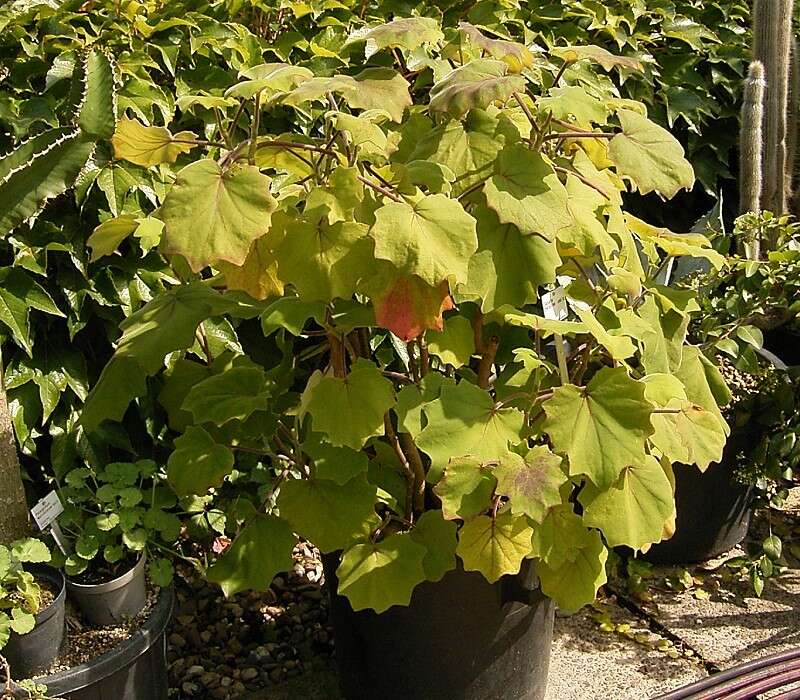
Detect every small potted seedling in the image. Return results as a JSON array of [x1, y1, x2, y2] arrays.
[[1, 538, 65, 679], [55, 459, 179, 626]]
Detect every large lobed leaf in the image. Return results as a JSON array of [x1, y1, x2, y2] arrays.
[[160, 160, 277, 272]]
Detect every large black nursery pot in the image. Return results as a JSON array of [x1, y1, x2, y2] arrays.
[[643, 429, 755, 565], [764, 326, 800, 366], [31, 585, 174, 700], [4, 565, 66, 679], [66, 553, 148, 627], [323, 555, 554, 700]]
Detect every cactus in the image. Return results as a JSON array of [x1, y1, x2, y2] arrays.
[[0, 49, 116, 238], [750, 0, 795, 219], [740, 61, 766, 218], [789, 40, 800, 212]]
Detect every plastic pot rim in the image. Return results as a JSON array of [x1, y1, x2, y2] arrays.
[[29, 565, 66, 627], [65, 551, 146, 595], [34, 584, 174, 692]]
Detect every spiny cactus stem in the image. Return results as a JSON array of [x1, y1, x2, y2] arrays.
[[752, 0, 795, 220]]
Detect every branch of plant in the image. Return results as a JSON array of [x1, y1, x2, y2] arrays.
[[477, 335, 500, 389], [228, 99, 248, 137], [552, 59, 573, 87], [248, 92, 261, 165], [382, 370, 415, 385], [553, 165, 612, 201], [195, 326, 213, 365], [418, 335, 430, 377], [357, 174, 402, 202], [457, 179, 486, 201], [512, 91, 541, 138], [543, 131, 615, 142], [407, 340, 421, 382], [384, 414, 416, 522], [327, 329, 348, 377], [533, 111, 554, 150], [399, 432, 426, 514], [214, 107, 233, 150]]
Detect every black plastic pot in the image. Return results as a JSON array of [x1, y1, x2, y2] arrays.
[[764, 326, 800, 366], [66, 554, 147, 627], [643, 430, 755, 565], [4, 565, 66, 679], [32, 585, 173, 700], [323, 556, 554, 700]]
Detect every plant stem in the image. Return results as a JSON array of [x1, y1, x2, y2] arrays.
[[419, 335, 430, 377], [553, 165, 612, 200], [399, 433, 426, 514], [477, 335, 500, 389], [384, 415, 415, 522], [356, 175, 402, 202], [248, 93, 261, 165], [554, 333, 570, 385], [214, 108, 233, 150], [553, 60, 573, 87], [457, 179, 486, 201], [383, 370, 414, 385], [543, 131, 615, 142]]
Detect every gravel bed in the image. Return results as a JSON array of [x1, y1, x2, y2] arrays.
[[167, 543, 334, 699]]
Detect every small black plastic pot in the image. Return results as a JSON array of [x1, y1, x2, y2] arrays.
[[30, 585, 174, 700], [643, 429, 755, 565], [323, 555, 554, 700], [66, 553, 147, 627], [4, 565, 66, 679]]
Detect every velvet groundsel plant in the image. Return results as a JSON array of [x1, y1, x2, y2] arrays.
[[75, 17, 729, 612]]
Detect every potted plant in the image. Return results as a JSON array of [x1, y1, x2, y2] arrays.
[[52, 459, 178, 626], [0, 538, 65, 680], [78, 15, 727, 699], [644, 212, 800, 566]]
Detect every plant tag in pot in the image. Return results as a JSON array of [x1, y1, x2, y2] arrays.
[[542, 287, 568, 321], [31, 491, 63, 530], [31, 491, 70, 554]]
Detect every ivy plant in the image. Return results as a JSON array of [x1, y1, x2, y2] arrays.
[[0, 538, 51, 650], [32, 16, 736, 613]]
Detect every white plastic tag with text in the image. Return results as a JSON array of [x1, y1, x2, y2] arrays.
[[31, 491, 64, 531], [542, 287, 568, 321]]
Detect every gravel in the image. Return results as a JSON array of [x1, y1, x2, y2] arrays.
[[166, 543, 334, 699]]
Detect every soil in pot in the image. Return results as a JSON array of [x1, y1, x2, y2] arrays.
[[16, 585, 174, 700], [66, 553, 147, 627], [3, 565, 66, 680], [323, 556, 554, 700], [642, 430, 755, 565]]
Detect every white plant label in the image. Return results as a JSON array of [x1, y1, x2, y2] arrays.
[[542, 287, 568, 321], [31, 490, 64, 531]]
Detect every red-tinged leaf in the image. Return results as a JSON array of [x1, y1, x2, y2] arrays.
[[374, 275, 454, 341], [212, 536, 231, 554]]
